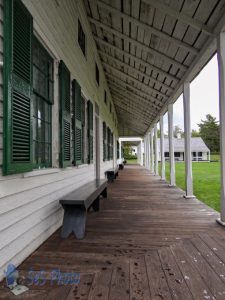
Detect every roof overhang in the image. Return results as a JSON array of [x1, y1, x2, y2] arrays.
[[84, 0, 225, 136]]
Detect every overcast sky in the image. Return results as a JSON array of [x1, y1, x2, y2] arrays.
[[163, 54, 219, 132]]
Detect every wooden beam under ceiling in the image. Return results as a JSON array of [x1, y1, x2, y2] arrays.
[[89, 17, 188, 71], [97, 0, 199, 55]]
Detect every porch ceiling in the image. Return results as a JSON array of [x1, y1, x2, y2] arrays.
[[84, 0, 225, 136]]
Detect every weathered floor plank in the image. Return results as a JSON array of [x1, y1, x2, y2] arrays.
[[1, 165, 225, 299]]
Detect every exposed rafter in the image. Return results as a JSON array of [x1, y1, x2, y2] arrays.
[[89, 17, 188, 71], [108, 81, 160, 110], [103, 62, 168, 99], [97, 0, 199, 55], [117, 119, 145, 135], [143, 0, 213, 35], [112, 97, 152, 122], [115, 106, 149, 128], [95, 36, 179, 82], [111, 91, 156, 118], [99, 50, 174, 93], [105, 71, 164, 105]]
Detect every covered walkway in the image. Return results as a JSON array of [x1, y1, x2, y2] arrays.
[[1, 165, 225, 299]]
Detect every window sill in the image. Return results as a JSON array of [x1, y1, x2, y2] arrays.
[[23, 168, 60, 178]]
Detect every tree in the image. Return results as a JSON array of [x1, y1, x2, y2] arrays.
[[197, 114, 220, 152], [191, 129, 201, 137], [173, 125, 184, 138], [123, 143, 136, 159]]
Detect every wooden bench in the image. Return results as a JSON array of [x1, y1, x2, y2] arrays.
[[59, 179, 107, 240], [119, 163, 124, 170], [105, 167, 119, 182]]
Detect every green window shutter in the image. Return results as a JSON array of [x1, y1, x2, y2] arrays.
[[3, 0, 33, 175], [111, 132, 114, 160], [103, 122, 107, 161], [72, 79, 82, 166], [81, 97, 85, 164], [87, 100, 93, 164], [59, 60, 71, 168], [107, 127, 111, 161]]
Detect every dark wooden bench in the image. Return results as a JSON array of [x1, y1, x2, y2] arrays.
[[119, 163, 124, 170], [59, 179, 107, 240], [105, 167, 119, 182]]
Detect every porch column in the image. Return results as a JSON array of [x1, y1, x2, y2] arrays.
[[154, 124, 158, 175], [183, 82, 194, 198], [119, 141, 122, 164], [160, 115, 166, 180], [144, 136, 147, 168], [150, 128, 154, 173], [217, 32, 225, 224], [147, 133, 151, 170], [146, 135, 149, 169], [140, 140, 144, 166], [168, 104, 176, 186]]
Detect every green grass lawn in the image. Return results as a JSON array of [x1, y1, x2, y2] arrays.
[[159, 161, 221, 211], [126, 159, 137, 164]]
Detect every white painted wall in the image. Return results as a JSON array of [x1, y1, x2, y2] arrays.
[[0, 0, 118, 280]]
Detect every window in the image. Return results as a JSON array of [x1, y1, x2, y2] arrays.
[[174, 152, 180, 157], [165, 152, 169, 157], [104, 91, 107, 104], [96, 63, 99, 85], [110, 102, 112, 113], [33, 36, 53, 168], [198, 152, 202, 157], [78, 19, 85, 56]]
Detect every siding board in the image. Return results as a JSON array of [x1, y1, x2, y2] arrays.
[[0, 0, 117, 281]]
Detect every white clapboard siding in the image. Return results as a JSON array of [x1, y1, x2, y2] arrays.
[[0, 0, 118, 281]]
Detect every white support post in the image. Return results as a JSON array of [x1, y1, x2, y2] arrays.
[[217, 32, 225, 225], [140, 140, 144, 166], [168, 104, 176, 186], [119, 141, 122, 164], [154, 124, 158, 175], [160, 115, 166, 180], [144, 136, 147, 167], [150, 128, 154, 174], [183, 82, 195, 198], [146, 135, 149, 169], [147, 133, 150, 170]]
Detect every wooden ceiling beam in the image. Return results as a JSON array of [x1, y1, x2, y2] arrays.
[[105, 72, 165, 108], [143, 0, 213, 35], [109, 86, 158, 113], [99, 50, 174, 93], [97, 0, 199, 55], [103, 62, 168, 99], [108, 81, 160, 110], [112, 93, 155, 119], [105, 72, 164, 106], [113, 103, 151, 123], [89, 17, 188, 71], [94, 36, 178, 82], [115, 109, 148, 131]]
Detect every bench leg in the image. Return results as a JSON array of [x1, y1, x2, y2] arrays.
[[61, 205, 86, 240], [92, 196, 100, 211], [101, 187, 107, 198], [108, 174, 114, 183]]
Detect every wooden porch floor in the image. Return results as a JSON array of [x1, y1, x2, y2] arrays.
[[2, 165, 225, 299]]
